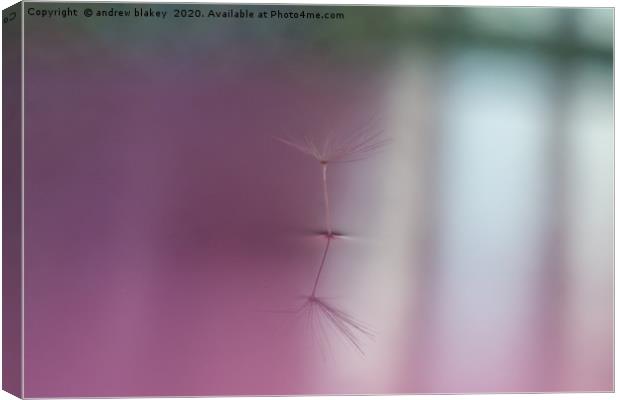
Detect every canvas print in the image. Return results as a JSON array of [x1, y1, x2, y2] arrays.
[[2, 3, 614, 397]]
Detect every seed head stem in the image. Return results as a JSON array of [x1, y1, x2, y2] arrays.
[[321, 162, 332, 237], [311, 162, 333, 297], [311, 236, 332, 297]]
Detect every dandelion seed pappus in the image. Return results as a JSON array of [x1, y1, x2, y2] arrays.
[[275, 112, 389, 354]]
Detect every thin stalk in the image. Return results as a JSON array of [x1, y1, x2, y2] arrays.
[[321, 162, 332, 236], [311, 162, 333, 297], [311, 236, 332, 297]]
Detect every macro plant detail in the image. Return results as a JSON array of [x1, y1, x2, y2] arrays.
[[277, 116, 389, 354]]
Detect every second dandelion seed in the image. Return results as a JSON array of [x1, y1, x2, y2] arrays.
[[277, 114, 389, 354]]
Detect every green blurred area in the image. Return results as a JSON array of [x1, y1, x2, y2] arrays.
[[25, 5, 612, 63], [284, 7, 612, 62]]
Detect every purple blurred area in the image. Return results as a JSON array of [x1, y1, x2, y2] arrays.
[[23, 18, 385, 396]]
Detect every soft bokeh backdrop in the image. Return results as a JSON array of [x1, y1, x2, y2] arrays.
[[22, 5, 612, 396]]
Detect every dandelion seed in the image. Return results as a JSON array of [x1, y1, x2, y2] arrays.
[[299, 295, 375, 355], [276, 114, 390, 165], [274, 112, 389, 355], [258, 295, 374, 355]]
